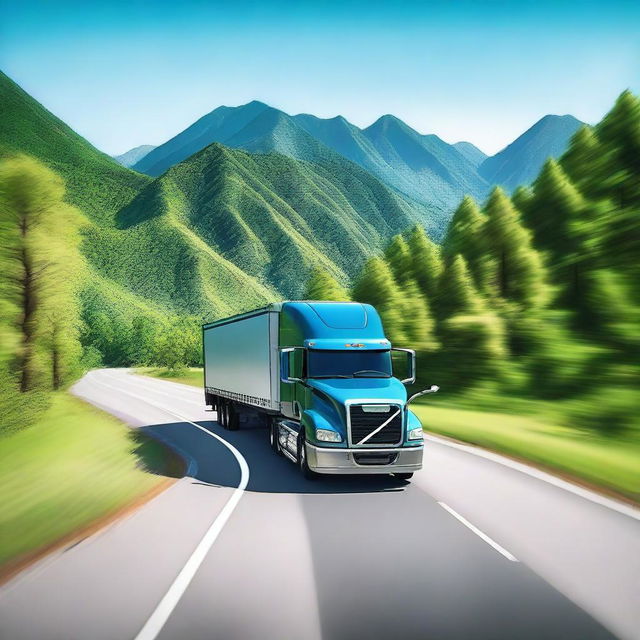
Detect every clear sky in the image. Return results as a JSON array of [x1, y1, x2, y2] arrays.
[[1, 0, 638, 155]]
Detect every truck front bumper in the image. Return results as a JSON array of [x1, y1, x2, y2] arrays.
[[306, 443, 423, 474]]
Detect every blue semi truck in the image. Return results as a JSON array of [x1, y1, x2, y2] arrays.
[[203, 301, 438, 479]]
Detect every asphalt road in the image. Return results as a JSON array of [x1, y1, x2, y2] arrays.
[[0, 369, 638, 640]]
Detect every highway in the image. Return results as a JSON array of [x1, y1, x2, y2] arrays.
[[0, 368, 637, 640]]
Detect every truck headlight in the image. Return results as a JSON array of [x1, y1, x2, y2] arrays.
[[316, 428, 342, 443], [408, 427, 423, 440]]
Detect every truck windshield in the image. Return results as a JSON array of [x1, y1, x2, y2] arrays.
[[307, 350, 392, 379]]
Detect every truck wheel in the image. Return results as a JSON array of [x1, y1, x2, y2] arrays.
[[394, 472, 413, 480], [297, 432, 317, 480], [227, 401, 239, 431], [269, 419, 281, 454], [219, 400, 228, 429]]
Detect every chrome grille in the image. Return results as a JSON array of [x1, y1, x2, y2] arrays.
[[348, 404, 402, 446]]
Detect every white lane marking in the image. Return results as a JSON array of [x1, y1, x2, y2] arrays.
[[438, 502, 518, 562], [424, 434, 640, 522], [356, 409, 401, 445], [86, 371, 249, 640]]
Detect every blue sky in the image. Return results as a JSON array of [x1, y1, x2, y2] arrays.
[[1, 0, 638, 155]]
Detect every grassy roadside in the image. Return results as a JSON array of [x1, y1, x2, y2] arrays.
[[413, 403, 640, 502], [0, 393, 182, 570], [137, 367, 203, 388]]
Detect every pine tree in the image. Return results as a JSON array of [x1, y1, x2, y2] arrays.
[[561, 125, 600, 193], [406, 225, 442, 300], [595, 90, 640, 209], [528, 159, 584, 257], [0, 155, 84, 391], [398, 278, 438, 351], [590, 91, 640, 278], [442, 196, 489, 291], [512, 185, 532, 217], [384, 235, 412, 285], [482, 187, 549, 310], [436, 255, 485, 319], [351, 257, 407, 344], [437, 257, 506, 383], [304, 268, 350, 301]]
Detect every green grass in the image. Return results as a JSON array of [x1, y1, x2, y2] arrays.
[[0, 393, 179, 568], [414, 403, 640, 501], [138, 367, 204, 388]]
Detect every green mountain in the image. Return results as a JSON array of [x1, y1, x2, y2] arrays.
[[0, 71, 275, 322], [134, 101, 584, 214], [120, 142, 429, 297], [478, 114, 583, 191], [134, 102, 489, 213], [1, 72, 433, 327], [113, 144, 156, 168]]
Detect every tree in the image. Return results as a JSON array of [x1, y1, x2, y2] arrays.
[[398, 278, 438, 351], [304, 268, 350, 301], [436, 258, 506, 384], [561, 125, 600, 192], [0, 155, 84, 391], [436, 255, 485, 319], [351, 257, 407, 344], [595, 90, 640, 209], [384, 235, 412, 285], [482, 187, 549, 310], [525, 159, 589, 306], [406, 225, 442, 300], [442, 196, 489, 292]]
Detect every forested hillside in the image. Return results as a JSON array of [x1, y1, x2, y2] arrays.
[[309, 91, 640, 437]]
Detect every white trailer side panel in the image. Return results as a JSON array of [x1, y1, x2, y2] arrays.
[[204, 311, 279, 411]]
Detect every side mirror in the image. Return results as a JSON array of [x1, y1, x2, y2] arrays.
[[391, 348, 416, 384], [406, 385, 439, 406], [280, 347, 304, 384]]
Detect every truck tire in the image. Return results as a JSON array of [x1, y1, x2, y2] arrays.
[[394, 472, 413, 480], [269, 419, 281, 454], [227, 401, 239, 431], [297, 432, 317, 480], [219, 400, 228, 429]]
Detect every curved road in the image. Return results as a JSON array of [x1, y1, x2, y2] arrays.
[[0, 369, 638, 640]]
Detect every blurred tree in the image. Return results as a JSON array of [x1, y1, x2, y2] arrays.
[[385, 235, 412, 285], [561, 125, 600, 192], [398, 278, 438, 351], [436, 254, 485, 319], [442, 196, 490, 292], [304, 268, 350, 301], [526, 159, 589, 305], [595, 90, 640, 209], [0, 155, 84, 391], [406, 225, 442, 300], [352, 257, 407, 344], [483, 187, 549, 310]]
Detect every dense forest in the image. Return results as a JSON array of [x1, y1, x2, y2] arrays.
[[1, 90, 638, 438], [308, 91, 640, 435]]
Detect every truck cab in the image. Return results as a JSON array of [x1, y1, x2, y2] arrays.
[[274, 301, 427, 479]]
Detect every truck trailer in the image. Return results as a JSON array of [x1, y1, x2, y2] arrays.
[[202, 301, 437, 479]]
